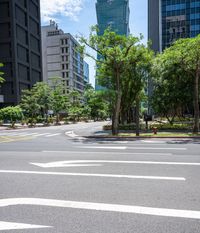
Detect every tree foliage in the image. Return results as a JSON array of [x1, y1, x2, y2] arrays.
[[151, 35, 200, 133], [50, 77, 70, 124], [79, 27, 152, 135], [83, 84, 109, 121], [0, 106, 23, 128]]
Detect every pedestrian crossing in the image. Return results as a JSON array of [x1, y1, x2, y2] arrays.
[[0, 131, 62, 143]]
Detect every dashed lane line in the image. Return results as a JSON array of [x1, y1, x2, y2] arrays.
[[0, 221, 51, 231], [45, 133, 61, 137]]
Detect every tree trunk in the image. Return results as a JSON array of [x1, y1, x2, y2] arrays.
[[193, 72, 199, 134], [56, 114, 60, 125], [135, 96, 140, 136], [112, 91, 122, 135], [112, 69, 121, 135]]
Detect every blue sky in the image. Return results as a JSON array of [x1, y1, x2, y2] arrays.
[[41, 0, 148, 86]]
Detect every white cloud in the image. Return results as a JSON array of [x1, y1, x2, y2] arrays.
[[40, 0, 84, 23]]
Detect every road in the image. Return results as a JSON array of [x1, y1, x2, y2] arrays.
[[0, 121, 200, 232]]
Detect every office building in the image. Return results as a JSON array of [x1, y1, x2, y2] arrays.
[[148, 0, 200, 52], [42, 21, 87, 94], [83, 61, 89, 86], [95, 0, 130, 90], [96, 0, 130, 36], [0, 0, 42, 107]]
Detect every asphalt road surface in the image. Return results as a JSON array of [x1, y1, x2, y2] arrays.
[[0, 121, 200, 232]]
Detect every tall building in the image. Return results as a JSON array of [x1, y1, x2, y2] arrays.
[[0, 0, 42, 107], [83, 61, 89, 86], [148, 0, 200, 52], [42, 21, 88, 94], [96, 0, 130, 36], [95, 0, 130, 90]]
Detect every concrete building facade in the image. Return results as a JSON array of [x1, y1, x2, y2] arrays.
[[148, 0, 200, 52], [42, 21, 87, 94], [0, 0, 42, 107]]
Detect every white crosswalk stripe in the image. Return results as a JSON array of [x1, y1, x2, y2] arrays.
[[0, 132, 61, 138]]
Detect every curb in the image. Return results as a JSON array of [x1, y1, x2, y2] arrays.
[[84, 135, 200, 139]]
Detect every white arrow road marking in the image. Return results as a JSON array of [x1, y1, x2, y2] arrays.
[[65, 131, 84, 139], [0, 198, 200, 220], [0, 221, 51, 230], [0, 170, 186, 181], [30, 160, 200, 168]]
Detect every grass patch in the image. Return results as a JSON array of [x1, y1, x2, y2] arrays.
[[118, 132, 200, 137]]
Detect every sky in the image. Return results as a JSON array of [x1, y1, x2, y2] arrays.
[[40, 0, 148, 86]]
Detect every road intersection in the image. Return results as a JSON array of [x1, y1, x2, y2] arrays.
[[0, 122, 200, 232]]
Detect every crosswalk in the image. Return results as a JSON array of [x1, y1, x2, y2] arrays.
[[0, 131, 61, 143]]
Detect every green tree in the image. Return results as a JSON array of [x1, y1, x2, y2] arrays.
[[83, 85, 109, 121], [0, 106, 23, 128], [122, 43, 153, 135], [68, 90, 83, 122], [20, 82, 52, 125], [32, 82, 53, 124], [50, 77, 70, 124], [151, 36, 200, 132], [20, 89, 40, 126], [80, 27, 150, 135], [151, 54, 193, 124]]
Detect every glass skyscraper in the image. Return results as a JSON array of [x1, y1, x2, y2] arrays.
[[95, 0, 130, 90], [148, 0, 200, 52], [96, 0, 130, 36]]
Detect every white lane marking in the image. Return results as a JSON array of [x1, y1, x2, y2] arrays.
[[30, 160, 200, 168], [127, 147, 186, 150], [0, 221, 51, 230], [78, 146, 127, 150], [141, 140, 166, 144], [78, 146, 186, 151], [32, 133, 51, 137], [31, 163, 102, 168], [42, 151, 173, 156], [65, 131, 78, 138], [65, 131, 84, 140], [45, 133, 61, 137], [0, 198, 200, 219], [0, 170, 186, 181], [14, 133, 39, 136], [114, 141, 128, 144]]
